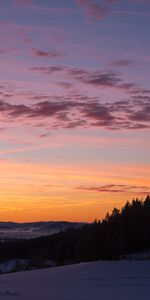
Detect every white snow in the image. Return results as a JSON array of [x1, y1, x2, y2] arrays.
[[0, 259, 55, 274], [0, 260, 150, 299], [0, 260, 27, 274]]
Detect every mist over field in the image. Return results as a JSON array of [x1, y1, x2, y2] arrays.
[[0, 221, 84, 239]]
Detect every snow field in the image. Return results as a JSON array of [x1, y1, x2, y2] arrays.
[[0, 260, 150, 299]]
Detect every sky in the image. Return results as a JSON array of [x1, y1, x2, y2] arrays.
[[0, 0, 150, 222]]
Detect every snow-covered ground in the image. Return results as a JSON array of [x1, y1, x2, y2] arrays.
[[0, 259, 28, 274], [0, 260, 150, 299], [0, 259, 55, 274]]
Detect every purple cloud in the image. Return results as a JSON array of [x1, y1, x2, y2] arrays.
[[109, 60, 135, 68], [32, 49, 65, 59], [0, 100, 32, 116], [76, 0, 111, 19], [76, 0, 150, 19], [55, 82, 73, 90], [30, 101, 72, 118], [0, 95, 150, 130], [129, 105, 150, 122], [0, 48, 19, 55], [81, 102, 115, 126], [30, 64, 147, 94], [29, 65, 66, 74], [82, 72, 121, 87]]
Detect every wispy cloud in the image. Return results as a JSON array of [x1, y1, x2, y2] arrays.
[[31, 5, 72, 14], [29, 65, 66, 74], [15, 0, 72, 15], [0, 48, 19, 55], [112, 9, 150, 16], [76, 0, 111, 19], [109, 59, 135, 68], [30, 64, 150, 97], [32, 48, 65, 59], [76, 0, 150, 19], [55, 82, 73, 90], [0, 142, 61, 156], [75, 184, 150, 194], [129, 105, 150, 122], [79, 71, 121, 87]]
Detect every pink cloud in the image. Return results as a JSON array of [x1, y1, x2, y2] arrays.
[[32, 48, 65, 59], [0, 93, 150, 130], [76, 0, 111, 19], [76, 0, 150, 19], [109, 59, 135, 67]]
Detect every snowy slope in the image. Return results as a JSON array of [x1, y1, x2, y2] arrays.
[[1, 260, 150, 299]]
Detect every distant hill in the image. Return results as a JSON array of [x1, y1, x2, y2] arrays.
[[0, 221, 85, 239], [1, 195, 150, 273]]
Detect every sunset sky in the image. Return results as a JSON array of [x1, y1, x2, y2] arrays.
[[0, 0, 150, 222]]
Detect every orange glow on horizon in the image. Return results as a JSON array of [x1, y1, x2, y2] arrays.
[[0, 160, 149, 222]]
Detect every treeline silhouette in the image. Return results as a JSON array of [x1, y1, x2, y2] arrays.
[[0, 195, 150, 268]]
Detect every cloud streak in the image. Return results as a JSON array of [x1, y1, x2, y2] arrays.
[[76, 0, 112, 19], [109, 60, 135, 68], [75, 184, 150, 194], [76, 0, 150, 20], [32, 49, 65, 59], [29, 64, 150, 95]]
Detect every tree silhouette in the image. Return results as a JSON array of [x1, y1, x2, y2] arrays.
[[0, 195, 150, 268]]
